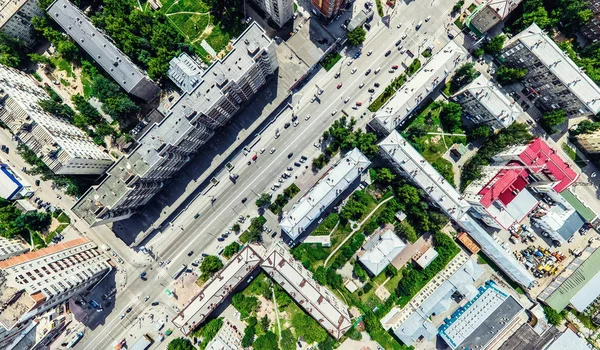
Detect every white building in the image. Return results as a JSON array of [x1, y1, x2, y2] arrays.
[[500, 23, 600, 117], [0, 237, 111, 349], [48, 0, 161, 102], [0, 237, 29, 262], [532, 190, 585, 242], [280, 148, 370, 240], [453, 74, 521, 130], [72, 22, 278, 227], [252, 0, 294, 28], [378, 131, 536, 288], [0, 65, 114, 175], [172, 246, 263, 335], [357, 228, 406, 276], [0, 0, 44, 46], [0, 163, 33, 200], [468, 0, 522, 34], [262, 242, 352, 339], [369, 41, 467, 135]]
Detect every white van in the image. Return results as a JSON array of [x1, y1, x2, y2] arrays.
[[416, 21, 423, 29], [374, 67, 381, 74]]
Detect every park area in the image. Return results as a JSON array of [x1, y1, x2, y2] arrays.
[[161, 0, 245, 63]]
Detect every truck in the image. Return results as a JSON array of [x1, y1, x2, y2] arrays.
[[172, 264, 187, 279], [67, 332, 84, 348], [130, 334, 153, 350]]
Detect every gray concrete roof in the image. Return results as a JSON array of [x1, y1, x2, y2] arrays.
[[47, 0, 161, 101]]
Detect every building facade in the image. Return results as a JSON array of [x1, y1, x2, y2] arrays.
[[311, 0, 344, 19], [252, 0, 293, 27], [576, 129, 600, 154], [453, 74, 521, 130], [500, 23, 600, 117], [47, 0, 161, 102], [0, 64, 114, 175], [580, 0, 600, 43], [72, 22, 278, 227], [0, 163, 33, 200], [468, 0, 522, 34], [0, 237, 29, 262], [0, 237, 111, 349], [0, 0, 44, 46]]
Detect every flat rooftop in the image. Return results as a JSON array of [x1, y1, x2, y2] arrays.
[[509, 23, 600, 114], [378, 131, 471, 218], [458, 74, 522, 128], [439, 282, 524, 350], [358, 228, 406, 276], [261, 243, 352, 339], [280, 148, 370, 240], [0, 0, 27, 28], [172, 245, 262, 335], [371, 41, 467, 133], [483, 0, 522, 19], [47, 0, 159, 99]]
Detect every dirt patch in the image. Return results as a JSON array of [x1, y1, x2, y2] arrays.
[[256, 295, 277, 324]]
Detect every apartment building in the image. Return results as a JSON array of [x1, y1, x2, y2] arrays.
[[0, 237, 29, 262], [312, 0, 344, 19], [576, 129, 600, 153], [468, 0, 522, 34], [0, 64, 114, 175], [500, 23, 600, 117], [0, 237, 111, 349], [580, 0, 600, 43], [47, 0, 161, 102], [453, 74, 521, 130], [0, 0, 44, 46], [252, 0, 294, 27], [0, 162, 33, 200], [72, 22, 278, 227]]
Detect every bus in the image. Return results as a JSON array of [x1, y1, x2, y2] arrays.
[[172, 264, 187, 279], [68, 332, 84, 348]]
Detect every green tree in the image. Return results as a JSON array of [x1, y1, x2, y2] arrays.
[[543, 306, 563, 326], [222, 241, 240, 259], [469, 125, 492, 140], [291, 312, 327, 344], [280, 329, 297, 350], [253, 331, 279, 350], [571, 120, 600, 135], [353, 262, 368, 282], [231, 293, 258, 319], [516, 0, 552, 29], [472, 48, 484, 58], [241, 317, 257, 347], [347, 27, 367, 46], [0, 33, 25, 68], [374, 168, 396, 184], [56, 40, 79, 61], [397, 221, 418, 243], [199, 255, 223, 276], [258, 315, 270, 333], [439, 102, 463, 133], [451, 62, 478, 92], [495, 66, 527, 85], [396, 184, 420, 205], [255, 193, 272, 207], [541, 110, 567, 134], [15, 212, 52, 232], [167, 338, 195, 350], [340, 199, 366, 221], [313, 266, 327, 285], [483, 35, 506, 55]]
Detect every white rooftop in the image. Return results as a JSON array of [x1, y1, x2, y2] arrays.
[[511, 23, 600, 114], [280, 148, 370, 240], [172, 246, 262, 335], [358, 229, 406, 276], [484, 0, 522, 19], [379, 131, 471, 218], [459, 74, 522, 128], [414, 246, 439, 269], [570, 268, 600, 312], [546, 329, 591, 350], [371, 41, 467, 133], [261, 243, 352, 339]]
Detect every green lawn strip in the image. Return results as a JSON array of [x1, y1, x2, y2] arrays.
[[384, 269, 404, 293], [321, 52, 342, 71], [368, 74, 406, 112], [406, 58, 421, 76], [375, 0, 384, 16], [562, 143, 587, 168], [454, 18, 463, 29], [269, 183, 300, 215], [51, 57, 76, 78]]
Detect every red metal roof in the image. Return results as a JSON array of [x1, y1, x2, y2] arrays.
[[478, 165, 530, 207], [517, 138, 579, 193]]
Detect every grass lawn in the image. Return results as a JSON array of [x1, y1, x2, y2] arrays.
[[368, 74, 407, 112], [321, 52, 342, 71], [454, 18, 464, 29], [562, 143, 587, 168], [442, 81, 452, 96], [384, 269, 403, 293], [406, 58, 421, 76], [51, 57, 76, 79], [467, 3, 477, 11]]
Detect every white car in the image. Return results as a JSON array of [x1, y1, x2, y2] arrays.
[[359, 82, 365, 88], [270, 147, 276, 154], [425, 15, 431, 22], [305, 115, 311, 121], [347, 59, 353, 66], [259, 148, 265, 154], [310, 96, 316, 103], [397, 23, 402, 28], [313, 142, 321, 148], [351, 67, 357, 74], [293, 120, 299, 127], [344, 97, 350, 103], [400, 48, 407, 54], [331, 109, 337, 115], [367, 50, 373, 56], [402, 33, 407, 39]]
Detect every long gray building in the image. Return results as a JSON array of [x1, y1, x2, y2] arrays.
[[47, 0, 161, 102], [72, 22, 278, 227]]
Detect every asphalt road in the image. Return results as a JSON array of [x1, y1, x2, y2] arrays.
[[73, 0, 462, 347]]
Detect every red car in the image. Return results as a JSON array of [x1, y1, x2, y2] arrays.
[[392, 65, 399, 69], [356, 102, 362, 106], [337, 83, 343, 89]]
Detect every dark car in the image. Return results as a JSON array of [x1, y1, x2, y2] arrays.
[[126, 307, 132, 313], [385, 50, 391, 57], [294, 162, 301, 167], [368, 88, 375, 93], [291, 115, 298, 122], [151, 302, 159, 306], [187, 251, 194, 257], [353, 51, 361, 59], [217, 237, 225, 242], [395, 40, 402, 46], [35, 179, 40, 186], [241, 197, 247, 203], [374, 82, 380, 88], [194, 213, 200, 219], [365, 69, 371, 75], [448, 32, 454, 39], [284, 122, 291, 129], [287, 152, 293, 158], [364, 23, 371, 30]]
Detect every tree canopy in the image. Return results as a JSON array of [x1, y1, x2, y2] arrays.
[[255, 193, 272, 207], [483, 35, 506, 55], [450, 63, 478, 93], [495, 66, 528, 85], [541, 110, 567, 134], [199, 255, 224, 277], [167, 338, 195, 350], [253, 331, 279, 350], [347, 27, 367, 46], [0, 33, 26, 68], [222, 241, 240, 259]]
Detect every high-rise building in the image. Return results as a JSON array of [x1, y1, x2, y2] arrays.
[[576, 129, 600, 154], [0, 237, 111, 349], [0, 64, 114, 175], [252, 0, 294, 27], [47, 0, 161, 102], [580, 0, 600, 43], [453, 74, 521, 130], [311, 0, 344, 19], [72, 22, 278, 227], [467, 0, 522, 34], [500, 23, 600, 117], [0, 0, 44, 47]]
